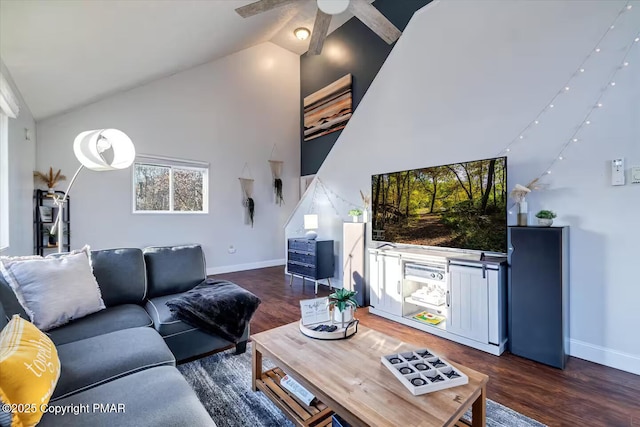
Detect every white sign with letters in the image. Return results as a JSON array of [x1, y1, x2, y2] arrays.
[[299, 297, 330, 326]]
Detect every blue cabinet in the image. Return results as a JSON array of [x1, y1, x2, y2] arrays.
[[287, 239, 334, 293], [508, 226, 569, 368]]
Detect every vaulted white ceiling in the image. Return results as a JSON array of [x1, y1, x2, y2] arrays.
[[0, 0, 357, 120]]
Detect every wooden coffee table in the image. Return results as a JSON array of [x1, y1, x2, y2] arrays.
[[251, 321, 488, 427]]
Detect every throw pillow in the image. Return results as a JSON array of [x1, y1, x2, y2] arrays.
[[0, 246, 105, 331], [166, 279, 261, 342], [0, 315, 61, 427]]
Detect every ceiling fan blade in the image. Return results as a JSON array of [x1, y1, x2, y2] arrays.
[[308, 9, 332, 55], [235, 0, 299, 18], [348, 0, 401, 44]]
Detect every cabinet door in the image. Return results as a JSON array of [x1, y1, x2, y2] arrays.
[[368, 252, 381, 308], [382, 255, 403, 316], [448, 265, 489, 343]]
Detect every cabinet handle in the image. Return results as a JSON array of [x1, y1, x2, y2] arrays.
[[397, 280, 401, 295], [446, 290, 450, 307], [482, 264, 486, 279]]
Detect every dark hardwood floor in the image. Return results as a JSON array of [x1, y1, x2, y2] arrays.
[[211, 266, 640, 427]]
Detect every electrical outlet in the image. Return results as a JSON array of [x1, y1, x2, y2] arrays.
[[228, 245, 236, 254]]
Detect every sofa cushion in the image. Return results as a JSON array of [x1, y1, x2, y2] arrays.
[[90, 248, 147, 306], [39, 366, 216, 427], [0, 275, 28, 320], [145, 294, 195, 337], [143, 244, 206, 298], [0, 247, 105, 331], [0, 301, 8, 330], [47, 304, 152, 346], [53, 327, 175, 400], [0, 315, 61, 427]]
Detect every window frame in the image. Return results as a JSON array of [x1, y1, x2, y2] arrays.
[[131, 156, 209, 215], [0, 113, 8, 251]]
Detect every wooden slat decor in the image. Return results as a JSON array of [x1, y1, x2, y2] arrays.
[[303, 74, 352, 141], [256, 367, 334, 427]]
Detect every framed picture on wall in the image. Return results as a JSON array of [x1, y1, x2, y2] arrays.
[[303, 74, 352, 141]]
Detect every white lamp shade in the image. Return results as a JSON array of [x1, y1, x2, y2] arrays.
[[304, 214, 318, 230], [317, 0, 349, 15], [73, 129, 135, 171]]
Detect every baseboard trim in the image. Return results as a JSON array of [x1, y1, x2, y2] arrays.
[[569, 339, 640, 375], [207, 259, 285, 275]]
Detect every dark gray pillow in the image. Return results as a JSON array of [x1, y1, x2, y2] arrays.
[[166, 279, 260, 342]]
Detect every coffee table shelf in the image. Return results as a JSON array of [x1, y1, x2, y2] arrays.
[[256, 367, 333, 427]]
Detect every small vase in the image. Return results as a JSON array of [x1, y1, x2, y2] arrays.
[[517, 200, 528, 226], [362, 209, 368, 223], [47, 188, 55, 194], [537, 218, 553, 227]]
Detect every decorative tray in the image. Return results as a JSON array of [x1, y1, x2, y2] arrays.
[[381, 348, 468, 395], [299, 319, 358, 340]]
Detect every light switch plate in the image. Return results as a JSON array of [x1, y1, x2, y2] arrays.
[[631, 166, 640, 184]]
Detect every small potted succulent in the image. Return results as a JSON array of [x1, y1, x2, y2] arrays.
[[535, 210, 556, 227], [329, 288, 358, 325], [348, 209, 362, 222]]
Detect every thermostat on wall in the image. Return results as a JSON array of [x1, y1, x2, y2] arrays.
[[632, 166, 640, 184], [611, 158, 625, 186]]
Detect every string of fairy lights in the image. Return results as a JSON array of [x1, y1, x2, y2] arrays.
[[292, 2, 639, 230], [495, 1, 638, 181]]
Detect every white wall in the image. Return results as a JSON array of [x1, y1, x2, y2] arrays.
[[0, 59, 36, 256], [37, 42, 300, 273], [286, 0, 640, 374]]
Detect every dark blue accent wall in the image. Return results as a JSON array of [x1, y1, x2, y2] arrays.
[[300, 0, 432, 176]]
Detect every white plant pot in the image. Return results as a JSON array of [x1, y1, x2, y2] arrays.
[[351, 216, 358, 223], [537, 218, 553, 227], [333, 306, 354, 324]]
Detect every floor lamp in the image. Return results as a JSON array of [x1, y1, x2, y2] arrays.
[[51, 129, 135, 253]]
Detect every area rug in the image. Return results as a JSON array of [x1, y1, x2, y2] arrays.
[[178, 344, 547, 427]]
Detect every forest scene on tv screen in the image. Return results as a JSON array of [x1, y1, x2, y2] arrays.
[[372, 157, 507, 253]]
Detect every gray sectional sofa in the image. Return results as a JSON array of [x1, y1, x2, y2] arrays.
[[0, 244, 248, 426]]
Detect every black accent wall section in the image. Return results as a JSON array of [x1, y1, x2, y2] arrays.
[[300, 0, 431, 176]]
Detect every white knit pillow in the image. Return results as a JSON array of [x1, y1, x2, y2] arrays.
[[0, 246, 105, 331]]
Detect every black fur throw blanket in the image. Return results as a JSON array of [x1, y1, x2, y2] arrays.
[[166, 279, 261, 343]]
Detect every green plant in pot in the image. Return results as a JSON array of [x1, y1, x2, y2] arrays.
[[535, 210, 556, 227], [329, 288, 358, 325], [348, 209, 362, 222]]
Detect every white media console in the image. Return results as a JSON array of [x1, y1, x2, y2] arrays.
[[368, 247, 508, 355]]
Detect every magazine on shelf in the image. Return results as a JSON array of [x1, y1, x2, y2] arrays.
[[413, 311, 445, 325], [280, 374, 315, 406]]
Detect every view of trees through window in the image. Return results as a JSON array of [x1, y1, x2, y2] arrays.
[[134, 162, 206, 212], [371, 157, 507, 252]]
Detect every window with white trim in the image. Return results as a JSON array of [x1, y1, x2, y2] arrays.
[[0, 72, 20, 251], [133, 156, 209, 213], [0, 113, 8, 250]]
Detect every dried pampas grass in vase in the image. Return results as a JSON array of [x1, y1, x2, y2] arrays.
[[509, 178, 540, 226]]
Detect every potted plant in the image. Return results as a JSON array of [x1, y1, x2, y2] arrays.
[[348, 209, 362, 223], [535, 210, 556, 226], [329, 288, 358, 325], [34, 167, 66, 194]]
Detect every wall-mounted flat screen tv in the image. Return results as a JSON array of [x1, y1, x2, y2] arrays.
[[371, 157, 507, 254]]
